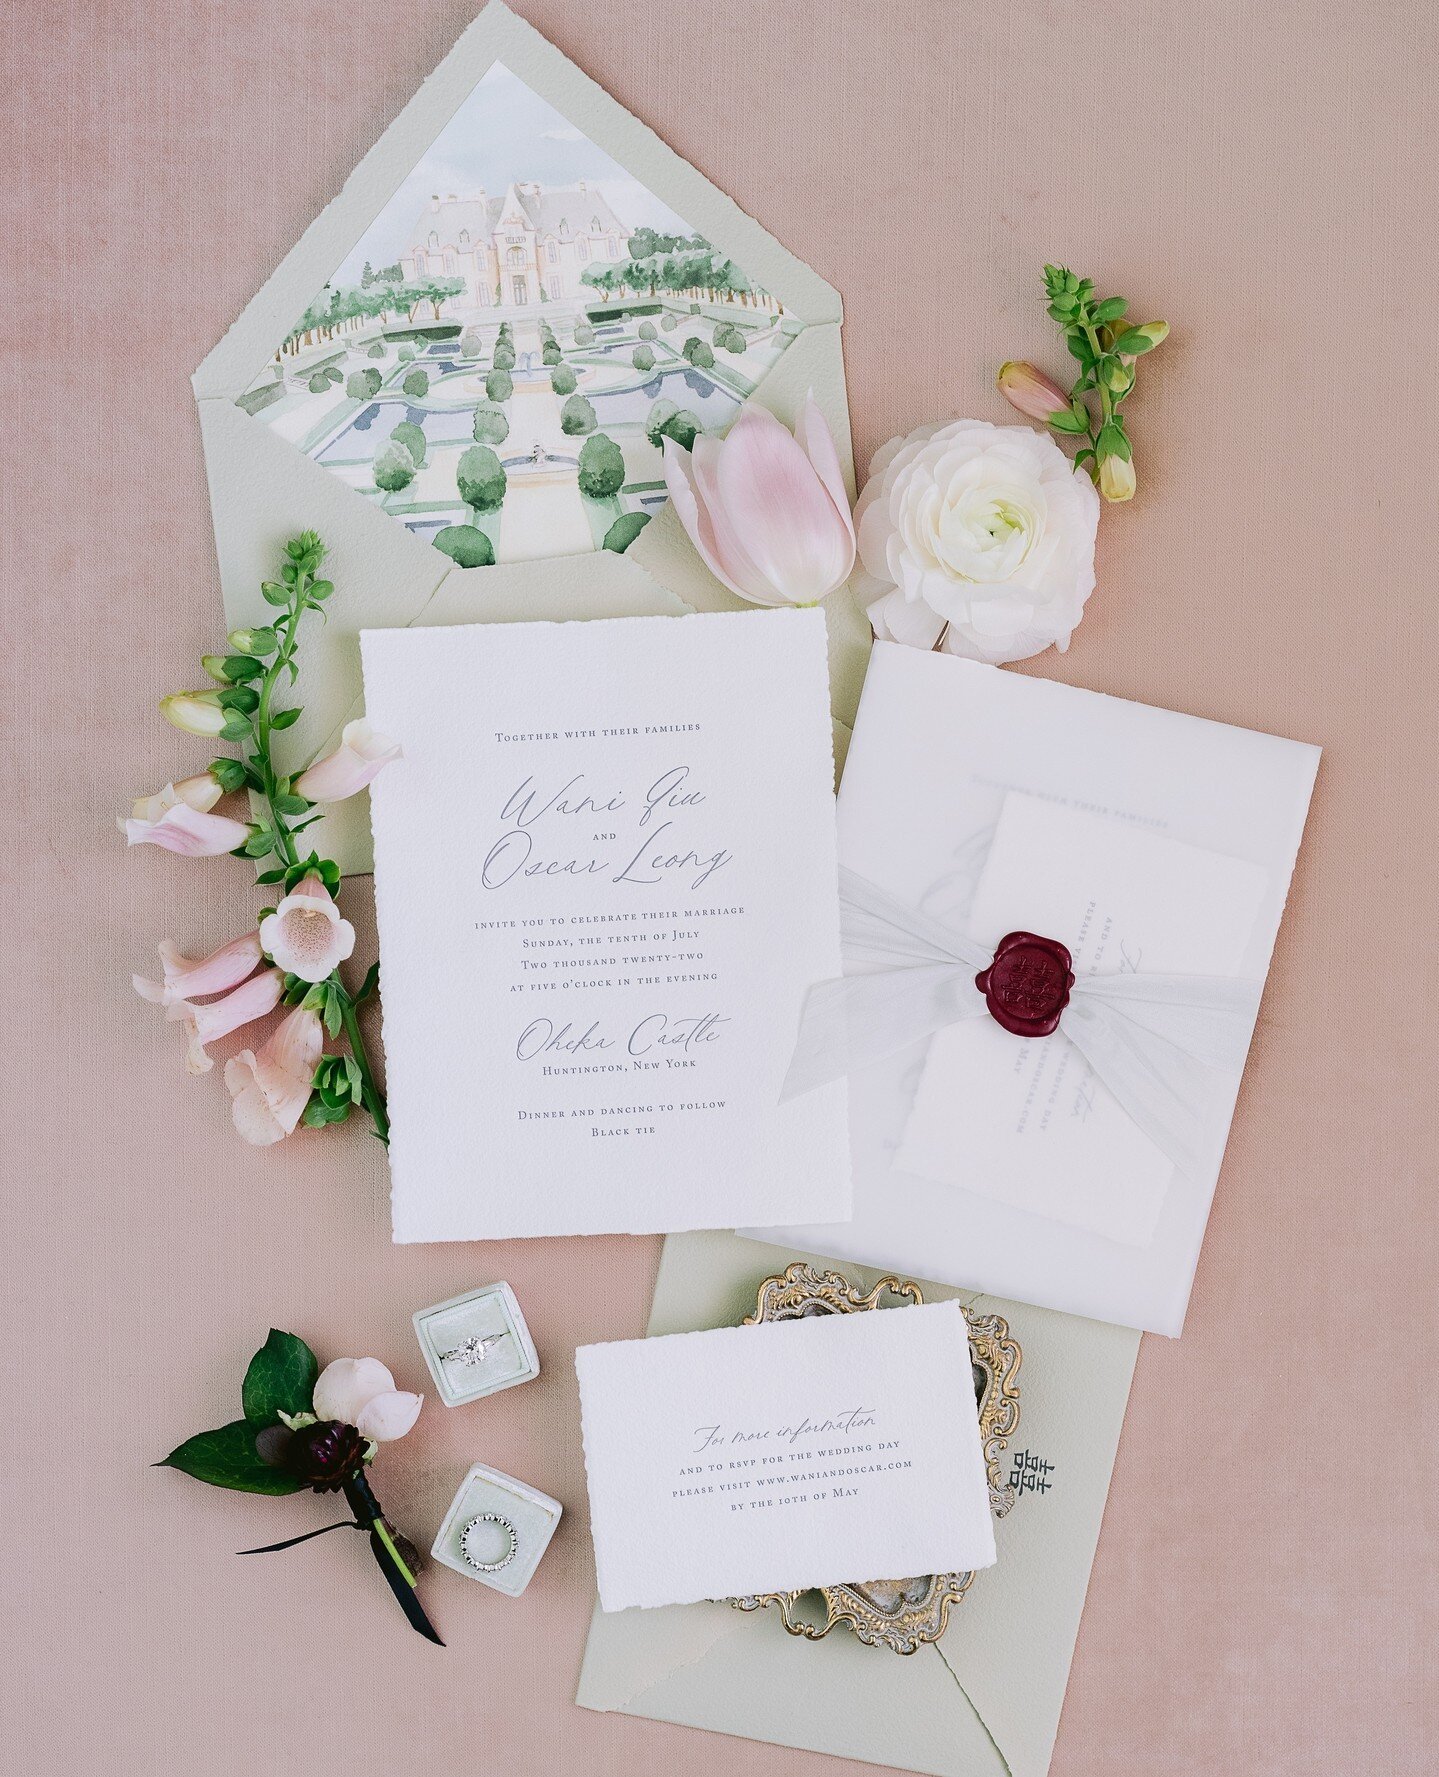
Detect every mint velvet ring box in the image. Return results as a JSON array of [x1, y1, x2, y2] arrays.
[[432, 1463, 563, 1598], [413, 1283, 540, 1407]]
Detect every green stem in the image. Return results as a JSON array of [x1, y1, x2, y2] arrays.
[[340, 993, 389, 1144], [250, 564, 389, 1144]]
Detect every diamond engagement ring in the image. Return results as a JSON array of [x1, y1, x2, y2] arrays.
[[440, 1334, 506, 1368], [460, 1513, 518, 1573]]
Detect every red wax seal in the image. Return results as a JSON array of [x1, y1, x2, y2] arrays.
[[975, 932, 1075, 1038]]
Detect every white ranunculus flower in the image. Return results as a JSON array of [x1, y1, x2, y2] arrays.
[[855, 419, 1100, 665]]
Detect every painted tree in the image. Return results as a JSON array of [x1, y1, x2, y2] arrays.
[[402, 368, 430, 399], [456, 445, 507, 515], [485, 368, 513, 403], [432, 524, 495, 568], [561, 393, 597, 436], [578, 432, 626, 499], [551, 363, 578, 396], [632, 345, 656, 372], [391, 420, 426, 468], [472, 401, 509, 445], [373, 440, 416, 494], [602, 511, 651, 553], [346, 367, 382, 400]]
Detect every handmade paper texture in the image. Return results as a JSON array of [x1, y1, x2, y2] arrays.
[[759, 643, 1319, 1334], [576, 1231, 1141, 1777], [576, 1301, 995, 1611], [895, 792, 1269, 1244], [362, 607, 849, 1241]]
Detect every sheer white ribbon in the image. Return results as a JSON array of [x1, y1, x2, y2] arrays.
[[784, 869, 1264, 1180]]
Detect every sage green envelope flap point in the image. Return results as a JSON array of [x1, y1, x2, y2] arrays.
[[576, 1231, 1140, 1777]]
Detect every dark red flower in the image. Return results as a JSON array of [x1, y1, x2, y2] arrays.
[[283, 1419, 369, 1492], [975, 932, 1074, 1037]]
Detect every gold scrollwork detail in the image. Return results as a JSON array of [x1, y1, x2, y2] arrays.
[[730, 1262, 1023, 1654]]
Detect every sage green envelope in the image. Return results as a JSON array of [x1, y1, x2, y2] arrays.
[[191, 1, 868, 876], [576, 1232, 1140, 1777]]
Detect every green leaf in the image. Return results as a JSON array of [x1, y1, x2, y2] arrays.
[[261, 580, 290, 607], [243, 829, 275, 858], [271, 707, 302, 731], [1065, 334, 1094, 367], [1117, 329, 1156, 356], [323, 984, 343, 1038], [254, 866, 286, 884], [220, 716, 253, 742], [307, 580, 335, 602], [158, 1419, 303, 1495], [209, 757, 248, 793], [1095, 420, 1132, 461], [354, 961, 380, 1003], [1047, 408, 1088, 434], [274, 793, 310, 816], [223, 655, 265, 682], [218, 686, 260, 713], [1093, 296, 1128, 324], [241, 1328, 319, 1426]]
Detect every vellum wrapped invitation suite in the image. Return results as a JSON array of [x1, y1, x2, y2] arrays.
[[759, 643, 1320, 1335], [362, 608, 848, 1240], [576, 1302, 995, 1611]]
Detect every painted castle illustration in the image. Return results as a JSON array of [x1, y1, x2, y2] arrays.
[[401, 182, 632, 308]]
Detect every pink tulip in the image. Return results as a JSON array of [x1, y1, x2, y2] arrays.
[[120, 798, 252, 857], [133, 929, 264, 1008], [258, 874, 356, 985], [313, 1357, 423, 1442], [662, 393, 856, 606], [225, 1004, 323, 1146], [166, 966, 284, 1075], [293, 719, 402, 803], [997, 360, 1073, 425]]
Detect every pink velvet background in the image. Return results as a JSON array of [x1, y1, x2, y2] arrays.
[[4, 1, 1436, 1772]]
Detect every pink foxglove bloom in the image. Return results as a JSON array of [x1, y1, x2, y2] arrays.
[[293, 719, 402, 803], [661, 394, 855, 607], [130, 772, 224, 824], [225, 1004, 323, 1146], [133, 929, 263, 1008], [313, 1357, 423, 1442], [996, 360, 1072, 425], [119, 797, 252, 857], [258, 874, 356, 984], [159, 691, 229, 738], [166, 966, 284, 1075]]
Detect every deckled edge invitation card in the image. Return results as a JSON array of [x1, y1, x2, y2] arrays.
[[575, 1301, 995, 1611], [362, 607, 849, 1241]]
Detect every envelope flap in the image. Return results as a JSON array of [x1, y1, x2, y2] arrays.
[[194, 1, 840, 401]]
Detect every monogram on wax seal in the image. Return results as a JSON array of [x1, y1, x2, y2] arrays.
[[975, 932, 1075, 1037]]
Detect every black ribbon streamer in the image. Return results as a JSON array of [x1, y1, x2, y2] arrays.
[[236, 1470, 444, 1646]]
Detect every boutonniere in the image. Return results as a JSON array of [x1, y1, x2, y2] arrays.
[[124, 533, 398, 1145], [159, 1330, 441, 1643]]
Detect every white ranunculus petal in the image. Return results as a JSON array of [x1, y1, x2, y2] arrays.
[[854, 418, 1099, 665]]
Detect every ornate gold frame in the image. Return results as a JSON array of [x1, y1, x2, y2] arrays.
[[729, 1262, 1022, 1655]]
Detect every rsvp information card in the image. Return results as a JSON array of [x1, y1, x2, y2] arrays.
[[362, 610, 848, 1241], [576, 1303, 996, 1611]]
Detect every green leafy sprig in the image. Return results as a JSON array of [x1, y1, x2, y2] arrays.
[[199, 535, 388, 1142], [999, 266, 1169, 502]]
